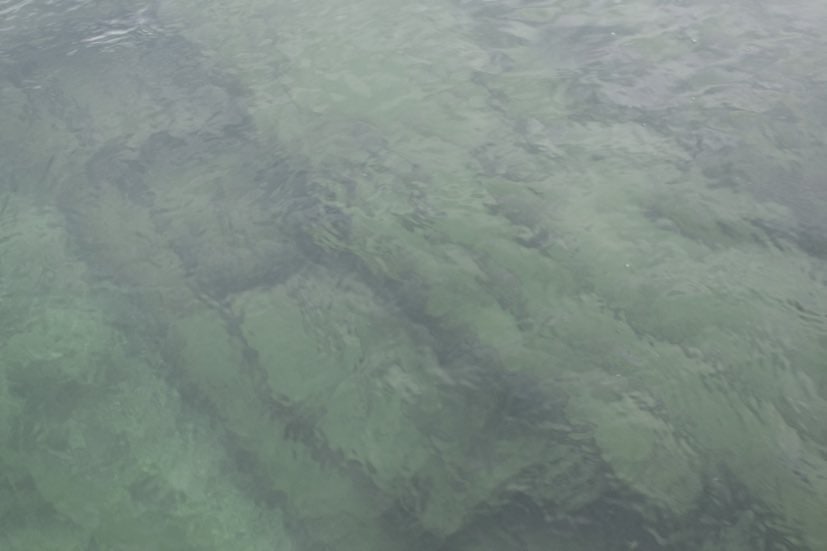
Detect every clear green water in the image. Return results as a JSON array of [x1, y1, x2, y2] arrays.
[[1, 0, 826, 549]]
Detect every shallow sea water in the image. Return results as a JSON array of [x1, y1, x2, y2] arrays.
[[1, 0, 826, 549]]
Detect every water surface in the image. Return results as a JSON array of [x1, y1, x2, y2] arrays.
[[1, 0, 826, 549]]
